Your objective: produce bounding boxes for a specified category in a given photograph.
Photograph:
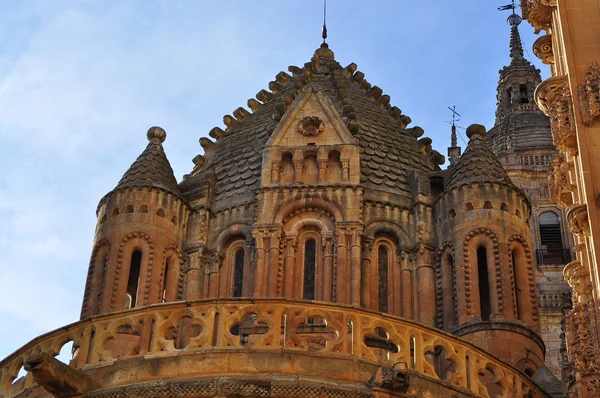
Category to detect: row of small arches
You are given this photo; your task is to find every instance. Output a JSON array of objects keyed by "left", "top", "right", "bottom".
[
  {"left": 448, "top": 202, "right": 520, "bottom": 219},
  {"left": 100, "top": 205, "right": 178, "bottom": 225}
]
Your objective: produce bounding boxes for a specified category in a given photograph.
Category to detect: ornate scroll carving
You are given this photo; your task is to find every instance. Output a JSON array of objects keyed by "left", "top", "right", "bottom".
[
  {"left": 579, "top": 62, "right": 600, "bottom": 126},
  {"left": 567, "top": 204, "right": 590, "bottom": 237},
  {"left": 532, "top": 34, "right": 553, "bottom": 65},
  {"left": 535, "top": 75, "right": 578, "bottom": 155}
]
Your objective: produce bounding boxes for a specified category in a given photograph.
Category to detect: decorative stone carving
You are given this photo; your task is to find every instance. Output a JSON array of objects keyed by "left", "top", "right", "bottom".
[
  {"left": 548, "top": 151, "right": 575, "bottom": 207},
  {"left": 535, "top": 75, "right": 578, "bottom": 155},
  {"left": 563, "top": 260, "right": 600, "bottom": 393},
  {"left": 297, "top": 116, "right": 324, "bottom": 136},
  {"left": 368, "top": 362, "right": 409, "bottom": 393},
  {"left": 567, "top": 204, "right": 590, "bottom": 237},
  {"left": 522, "top": 0, "right": 556, "bottom": 33},
  {"left": 533, "top": 34, "right": 554, "bottom": 65},
  {"left": 579, "top": 62, "right": 600, "bottom": 126}
]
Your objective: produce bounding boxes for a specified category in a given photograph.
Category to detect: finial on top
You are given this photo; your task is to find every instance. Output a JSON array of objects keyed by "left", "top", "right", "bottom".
[
  {"left": 147, "top": 126, "right": 166, "bottom": 143},
  {"left": 322, "top": 0, "right": 328, "bottom": 43},
  {"left": 507, "top": 13, "right": 522, "bottom": 26},
  {"left": 466, "top": 124, "right": 486, "bottom": 139}
]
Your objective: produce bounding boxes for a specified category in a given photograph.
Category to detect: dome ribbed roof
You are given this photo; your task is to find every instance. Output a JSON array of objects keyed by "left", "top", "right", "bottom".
[
  {"left": 446, "top": 124, "right": 514, "bottom": 190},
  {"left": 115, "top": 126, "right": 182, "bottom": 197}
]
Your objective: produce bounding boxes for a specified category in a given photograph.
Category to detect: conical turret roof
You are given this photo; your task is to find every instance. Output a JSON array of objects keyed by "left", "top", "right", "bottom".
[
  {"left": 446, "top": 124, "right": 513, "bottom": 190},
  {"left": 115, "top": 126, "right": 182, "bottom": 197}
]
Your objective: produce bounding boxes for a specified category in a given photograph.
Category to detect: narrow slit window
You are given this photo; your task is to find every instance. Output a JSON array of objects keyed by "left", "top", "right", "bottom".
[
  {"left": 126, "top": 250, "right": 142, "bottom": 309},
  {"left": 477, "top": 247, "right": 491, "bottom": 321},
  {"left": 162, "top": 258, "right": 171, "bottom": 302},
  {"left": 303, "top": 239, "right": 316, "bottom": 300},
  {"left": 378, "top": 245, "right": 389, "bottom": 312},
  {"left": 233, "top": 248, "right": 245, "bottom": 297},
  {"left": 512, "top": 251, "right": 520, "bottom": 319}
]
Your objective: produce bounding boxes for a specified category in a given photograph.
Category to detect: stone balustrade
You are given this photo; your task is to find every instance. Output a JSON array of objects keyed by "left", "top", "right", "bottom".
[{"left": 0, "top": 299, "right": 548, "bottom": 398}]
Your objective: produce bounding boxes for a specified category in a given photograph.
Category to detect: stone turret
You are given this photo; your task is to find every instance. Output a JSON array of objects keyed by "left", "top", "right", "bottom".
[
  {"left": 80, "top": 127, "right": 189, "bottom": 318},
  {"left": 436, "top": 124, "right": 544, "bottom": 373}
]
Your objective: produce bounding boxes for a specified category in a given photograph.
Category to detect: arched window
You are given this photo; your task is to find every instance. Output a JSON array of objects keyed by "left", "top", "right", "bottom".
[
  {"left": 511, "top": 244, "right": 532, "bottom": 322},
  {"left": 219, "top": 238, "right": 247, "bottom": 297},
  {"left": 303, "top": 238, "right": 316, "bottom": 300},
  {"left": 327, "top": 150, "right": 342, "bottom": 183},
  {"left": 281, "top": 152, "right": 294, "bottom": 184},
  {"left": 233, "top": 248, "right": 245, "bottom": 297},
  {"left": 512, "top": 251, "right": 520, "bottom": 319},
  {"left": 477, "top": 247, "right": 491, "bottom": 321},
  {"left": 539, "top": 211, "right": 566, "bottom": 265},
  {"left": 126, "top": 250, "right": 142, "bottom": 309},
  {"left": 303, "top": 153, "right": 318, "bottom": 184},
  {"left": 378, "top": 245, "right": 390, "bottom": 312}
]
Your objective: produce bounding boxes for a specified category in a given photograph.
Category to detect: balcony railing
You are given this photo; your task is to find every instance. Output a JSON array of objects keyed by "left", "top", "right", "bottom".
[
  {"left": 536, "top": 248, "right": 571, "bottom": 266},
  {"left": 0, "top": 299, "right": 548, "bottom": 398}
]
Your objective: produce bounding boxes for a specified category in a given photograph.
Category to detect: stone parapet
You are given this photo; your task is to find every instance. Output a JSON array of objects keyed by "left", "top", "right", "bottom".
[{"left": 0, "top": 299, "right": 550, "bottom": 398}]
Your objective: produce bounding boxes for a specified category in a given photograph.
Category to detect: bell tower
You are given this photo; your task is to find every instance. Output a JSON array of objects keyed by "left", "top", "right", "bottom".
[{"left": 485, "top": 11, "right": 574, "bottom": 378}]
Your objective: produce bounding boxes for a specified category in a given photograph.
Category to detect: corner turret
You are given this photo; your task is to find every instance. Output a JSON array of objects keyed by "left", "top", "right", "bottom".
[
  {"left": 436, "top": 124, "right": 544, "bottom": 373},
  {"left": 80, "top": 127, "right": 189, "bottom": 319}
]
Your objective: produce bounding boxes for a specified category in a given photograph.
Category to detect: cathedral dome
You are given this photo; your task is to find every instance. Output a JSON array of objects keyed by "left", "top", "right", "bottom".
[{"left": 179, "top": 45, "right": 440, "bottom": 207}]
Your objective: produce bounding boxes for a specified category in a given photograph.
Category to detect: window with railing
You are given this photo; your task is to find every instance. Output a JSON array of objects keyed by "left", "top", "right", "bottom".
[{"left": 537, "top": 212, "right": 569, "bottom": 266}]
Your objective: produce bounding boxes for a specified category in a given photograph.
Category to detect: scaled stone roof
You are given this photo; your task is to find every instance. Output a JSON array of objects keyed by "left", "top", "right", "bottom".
[
  {"left": 446, "top": 124, "right": 514, "bottom": 190},
  {"left": 180, "top": 44, "right": 438, "bottom": 206},
  {"left": 115, "top": 127, "right": 182, "bottom": 197}
]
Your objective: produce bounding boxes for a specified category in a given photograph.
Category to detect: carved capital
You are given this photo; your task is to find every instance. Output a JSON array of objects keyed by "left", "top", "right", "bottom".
[
  {"left": 361, "top": 235, "right": 375, "bottom": 257},
  {"left": 567, "top": 204, "right": 590, "bottom": 237},
  {"left": 579, "top": 62, "right": 600, "bottom": 126},
  {"left": 285, "top": 236, "right": 298, "bottom": 257},
  {"left": 532, "top": 34, "right": 554, "bottom": 65},
  {"left": 564, "top": 260, "right": 592, "bottom": 303}
]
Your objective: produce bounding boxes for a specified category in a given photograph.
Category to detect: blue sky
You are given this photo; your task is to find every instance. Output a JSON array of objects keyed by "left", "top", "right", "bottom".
[{"left": 0, "top": 1, "right": 548, "bottom": 359}]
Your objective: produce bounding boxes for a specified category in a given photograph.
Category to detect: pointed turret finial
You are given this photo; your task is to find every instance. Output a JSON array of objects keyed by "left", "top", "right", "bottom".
[
  {"left": 147, "top": 126, "right": 166, "bottom": 144},
  {"left": 498, "top": 1, "right": 525, "bottom": 62},
  {"left": 508, "top": 14, "right": 525, "bottom": 62},
  {"left": 447, "top": 105, "right": 462, "bottom": 166},
  {"left": 322, "top": 0, "right": 328, "bottom": 43}
]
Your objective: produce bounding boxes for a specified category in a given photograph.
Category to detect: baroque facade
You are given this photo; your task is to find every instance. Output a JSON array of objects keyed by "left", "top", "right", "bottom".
[
  {"left": 0, "top": 29, "right": 572, "bottom": 398},
  {"left": 485, "top": 14, "right": 573, "bottom": 380},
  {"left": 520, "top": 0, "right": 600, "bottom": 397}
]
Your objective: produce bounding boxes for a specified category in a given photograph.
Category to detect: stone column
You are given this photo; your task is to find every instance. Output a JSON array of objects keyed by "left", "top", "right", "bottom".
[
  {"left": 253, "top": 231, "right": 268, "bottom": 297},
  {"left": 267, "top": 231, "right": 281, "bottom": 296},
  {"left": 184, "top": 245, "right": 207, "bottom": 300},
  {"left": 336, "top": 227, "right": 349, "bottom": 303},
  {"left": 271, "top": 160, "right": 281, "bottom": 184},
  {"left": 350, "top": 228, "right": 362, "bottom": 306},
  {"left": 283, "top": 237, "right": 297, "bottom": 298},
  {"left": 207, "top": 248, "right": 224, "bottom": 298},
  {"left": 361, "top": 236, "right": 375, "bottom": 308},
  {"left": 293, "top": 160, "right": 303, "bottom": 183},
  {"left": 342, "top": 160, "right": 350, "bottom": 182},
  {"left": 318, "top": 159, "right": 328, "bottom": 183},
  {"left": 416, "top": 246, "right": 436, "bottom": 327},
  {"left": 400, "top": 251, "right": 413, "bottom": 319},
  {"left": 322, "top": 237, "right": 334, "bottom": 302}
]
